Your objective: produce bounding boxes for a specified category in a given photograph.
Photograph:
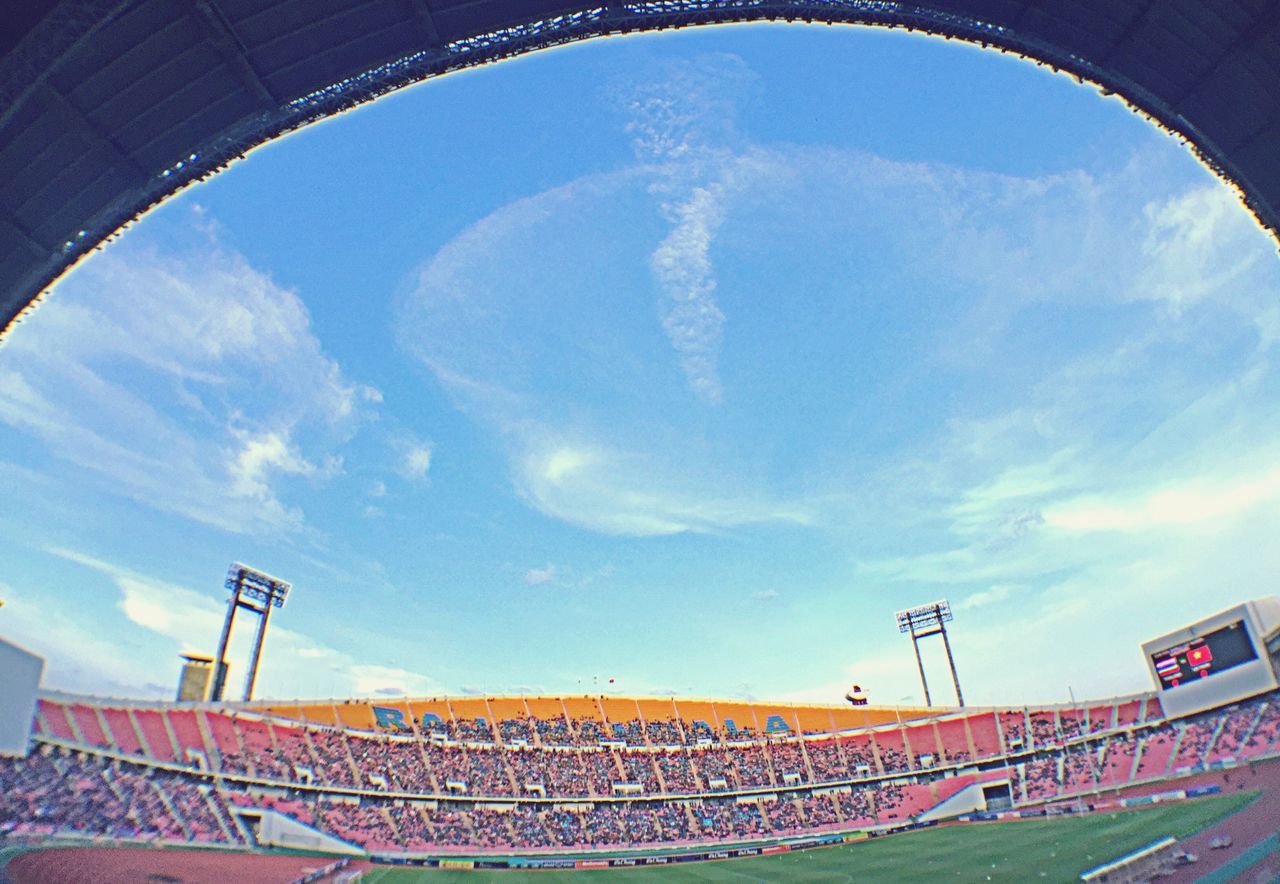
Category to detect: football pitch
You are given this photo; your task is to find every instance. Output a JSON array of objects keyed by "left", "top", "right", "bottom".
[{"left": 359, "top": 792, "right": 1257, "bottom": 883}]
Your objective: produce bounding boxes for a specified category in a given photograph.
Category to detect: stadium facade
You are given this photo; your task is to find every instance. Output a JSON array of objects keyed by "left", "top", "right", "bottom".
[
  {"left": 4, "top": 0, "right": 1280, "bottom": 338},
  {"left": 3, "top": 600, "right": 1279, "bottom": 865}
]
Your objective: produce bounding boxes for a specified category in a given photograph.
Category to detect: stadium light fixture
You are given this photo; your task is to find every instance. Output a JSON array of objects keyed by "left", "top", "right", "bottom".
[
  {"left": 209, "top": 563, "right": 292, "bottom": 703},
  {"left": 894, "top": 599, "right": 964, "bottom": 708},
  {"left": 896, "top": 599, "right": 953, "bottom": 634}
]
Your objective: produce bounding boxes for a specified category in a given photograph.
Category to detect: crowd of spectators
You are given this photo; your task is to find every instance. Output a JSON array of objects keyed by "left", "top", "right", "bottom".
[
  {"left": 11, "top": 693, "right": 1280, "bottom": 855},
  {"left": 764, "top": 795, "right": 802, "bottom": 833},
  {"left": 801, "top": 739, "right": 842, "bottom": 781},
  {"left": 0, "top": 751, "right": 225, "bottom": 844},
  {"left": 645, "top": 719, "right": 684, "bottom": 745},
  {"left": 610, "top": 719, "right": 646, "bottom": 746},
  {"left": 655, "top": 750, "right": 697, "bottom": 792},
  {"left": 1210, "top": 704, "right": 1254, "bottom": 760},
  {"left": 1171, "top": 719, "right": 1218, "bottom": 771},
  {"left": 1060, "top": 747, "right": 1096, "bottom": 793},
  {"left": 796, "top": 791, "right": 839, "bottom": 827},
  {"left": 1029, "top": 714, "right": 1057, "bottom": 748},
  {"left": 1245, "top": 701, "right": 1280, "bottom": 754},
  {"left": 1058, "top": 710, "right": 1085, "bottom": 741},
  {"left": 695, "top": 800, "right": 767, "bottom": 840},
  {"left": 1000, "top": 711, "right": 1027, "bottom": 750},
  {"left": 0, "top": 748, "right": 914, "bottom": 853},
  {"left": 533, "top": 716, "right": 574, "bottom": 746},
  {"left": 388, "top": 803, "right": 432, "bottom": 851},
  {"left": 877, "top": 743, "right": 910, "bottom": 775},
  {"left": 498, "top": 718, "right": 533, "bottom": 744},
  {"left": 832, "top": 788, "right": 875, "bottom": 826}
]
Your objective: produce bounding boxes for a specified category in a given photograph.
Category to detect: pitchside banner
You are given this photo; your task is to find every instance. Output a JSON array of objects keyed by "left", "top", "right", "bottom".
[
  {"left": 0, "top": 637, "right": 42, "bottom": 757},
  {"left": 375, "top": 833, "right": 859, "bottom": 872},
  {"left": 387, "top": 833, "right": 855, "bottom": 872}
]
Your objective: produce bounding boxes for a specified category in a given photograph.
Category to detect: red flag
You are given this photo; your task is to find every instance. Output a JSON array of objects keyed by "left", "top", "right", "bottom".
[{"left": 1187, "top": 645, "right": 1213, "bottom": 668}]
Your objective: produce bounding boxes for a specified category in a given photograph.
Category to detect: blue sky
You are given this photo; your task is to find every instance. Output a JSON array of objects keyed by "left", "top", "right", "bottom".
[{"left": 2, "top": 23, "right": 1279, "bottom": 708}]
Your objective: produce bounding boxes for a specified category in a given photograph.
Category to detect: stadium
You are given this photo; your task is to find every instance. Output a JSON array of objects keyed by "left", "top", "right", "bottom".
[
  {"left": 6, "top": 1, "right": 1280, "bottom": 882},
  {"left": 2, "top": 597, "right": 1280, "bottom": 879}
]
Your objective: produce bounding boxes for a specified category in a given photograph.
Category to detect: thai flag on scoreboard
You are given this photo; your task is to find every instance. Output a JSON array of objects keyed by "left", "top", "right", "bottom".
[{"left": 1155, "top": 657, "right": 1180, "bottom": 678}]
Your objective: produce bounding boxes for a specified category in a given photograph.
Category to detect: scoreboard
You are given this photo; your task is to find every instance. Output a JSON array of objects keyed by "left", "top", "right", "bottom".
[
  {"left": 1142, "top": 599, "right": 1280, "bottom": 720},
  {"left": 1149, "top": 621, "right": 1257, "bottom": 690}
]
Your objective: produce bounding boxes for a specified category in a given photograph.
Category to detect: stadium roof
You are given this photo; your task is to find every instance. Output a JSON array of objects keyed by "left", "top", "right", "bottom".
[{"left": 2, "top": 0, "right": 1280, "bottom": 336}]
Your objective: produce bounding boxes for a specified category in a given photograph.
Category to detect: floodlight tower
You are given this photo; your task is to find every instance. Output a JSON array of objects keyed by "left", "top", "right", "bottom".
[
  {"left": 895, "top": 599, "right": 964, "bottom": 708},
  {"left": 209, "top": 563, "right": 291, "bottom": 703}
]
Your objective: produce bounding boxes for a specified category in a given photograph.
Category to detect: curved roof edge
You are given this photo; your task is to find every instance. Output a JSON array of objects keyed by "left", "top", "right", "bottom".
[{"left": 3, "top": 0, "right": 1280, "bottom": 339}]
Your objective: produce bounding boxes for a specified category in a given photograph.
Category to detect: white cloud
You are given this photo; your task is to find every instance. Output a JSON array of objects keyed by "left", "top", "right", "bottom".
[
  {"left": 1136, "top": 185, "right": 1263, "bottom": 313},
  {"left": 750, "top": 588, "right": 779, "bottom": 601},
  {"left": 625, "top": 58, "right": 762, "bottom": 405},
  {"left": 228, "top": 430, "right": 314, "bottom": 495},
  {"left": 401, "top": 180, "right": 816, "bottom": 535},
  {"left": 515, "top": 436, "right": 812, "bottom": 536},
  {"left": 402, "top": 443, "right": 433, "bottom": 480},
  {"left": 0, "top": 212, "right": 376, "bottom": 534},
  {"left": 957, "top": 584, "right": 1015, "bottom": 610},
  {"left": 576, "top": 563, "right": 616, "bottom": 588},
  {"left": 1042, "top": 463, "right": 1280, "bottom": 534},
  {"left": 652, "top": 185, "right": 727, "bottom": 403},
  {"left": 523, "top": 564, "right": 557, "bottom": 586}
]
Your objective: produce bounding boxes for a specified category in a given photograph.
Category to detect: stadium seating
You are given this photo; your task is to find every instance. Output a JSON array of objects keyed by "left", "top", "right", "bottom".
[
  {"left": 36, "top": 700, "right": 76, "bottom": 742},
  {"left": 1114, "top": 699, "right": 1143, "bottom": 728},
  {"left": 6, "top": 690, "right": 1279, "bottom": 856},
  {"left": 67, "top": 704, "right": 110, "bottom": 750},
  {"left": 1087, "top": 703, "right": 1116, "bottom": 734},
  {"left": 1095, "top": 734, "right": 1141, "bottom": 788},
  {"left": 1244, "top": 700, "right": 1280, "bottom": 755},
  {"left": 934, "top": 717, "right": 971, "bottom": 764},
  {"left": 1132, "top": 727, "right": 1177, "bottom": 781},
  {"left": 133, "top": 710, "right": 177, "bottom": 762},
  {"left": 966, "top": 712, "right": 1003, "bottom": 759},
  {"left": 873, "top": 730, "right": 912, "bottom": 774},
  {"left": 998, "top": 710, "right": 1028, "bottom": 751},
  {"left": 100, "top": 707, "right": 144, "bottom": 756}
]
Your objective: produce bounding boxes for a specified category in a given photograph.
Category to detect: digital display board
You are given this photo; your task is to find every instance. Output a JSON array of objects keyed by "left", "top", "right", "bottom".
[{"left": 1150, "top": 620, "right": 1257, "bottom": 690}]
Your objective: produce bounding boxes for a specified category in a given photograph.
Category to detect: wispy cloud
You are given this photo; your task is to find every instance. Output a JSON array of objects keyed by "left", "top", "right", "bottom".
[
  {"left": 523, "top": 564, "right": 557, "bottom": 586},
  {"left": 514, "top": 438, "right": 811, "bottom": 536},
  {"left": 401, "top": 442, "right": 433, "bottom": 480},
  {"left": 394, "top": 46, "right": 1280, "bottom": 705},
  {"left": 396, "top": 59, "right": 817, "bottom": 538},
  {"left": 957, "top": 584, "right": 1015, "bottom": 610},
  {"left": 652, "top": 185, "right": 727, "bottom": 403},
  {"left": 0, "top": 210, "right": 376, "bottom": 535},
  {"left": 624, "top": 55, "right": 758, "bottom": 404},
  {"left": 1042, "top": 463, "right": 1280, "bottom": 534}
]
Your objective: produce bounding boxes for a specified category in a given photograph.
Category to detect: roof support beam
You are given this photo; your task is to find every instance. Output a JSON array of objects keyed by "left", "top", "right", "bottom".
[
  {"left": 409, "top": 0, "right": 441, "bottom": 45},
  {"left": 39, "top": 84, "right": 149, "bottom": 186},
  {"left": 189, "top": 0, "right": 278, "bottom": 107},
  {"left": 1234, "top": 108, "right": 1280, "bottom": 154},
  {"left": 1094, "top": 0, "right": 1159, "bottom": 67},
  {"left": 1167, "top": 1, "right": 1280, "bottom": 110},
  {"left": 2, "top": 215, "right": 50, "bottom": 258},
  {"left": 1007, "top": 0, "right": 1042, "bottom": 32}
]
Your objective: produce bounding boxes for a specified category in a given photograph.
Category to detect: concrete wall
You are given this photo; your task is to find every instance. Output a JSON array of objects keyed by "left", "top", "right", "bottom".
[{"left": 0, "top": 637, "right": 43, "bottom": 757}]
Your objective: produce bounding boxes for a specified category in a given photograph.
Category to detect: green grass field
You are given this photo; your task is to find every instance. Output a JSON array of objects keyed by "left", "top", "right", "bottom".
[{"left": 358, "top": 792, "right": 1256, "bottom": 883}]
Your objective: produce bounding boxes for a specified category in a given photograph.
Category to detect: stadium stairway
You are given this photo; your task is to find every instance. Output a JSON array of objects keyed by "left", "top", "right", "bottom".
[{"left": 149, "top": 781, "right": 193, "bottom": 841}]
